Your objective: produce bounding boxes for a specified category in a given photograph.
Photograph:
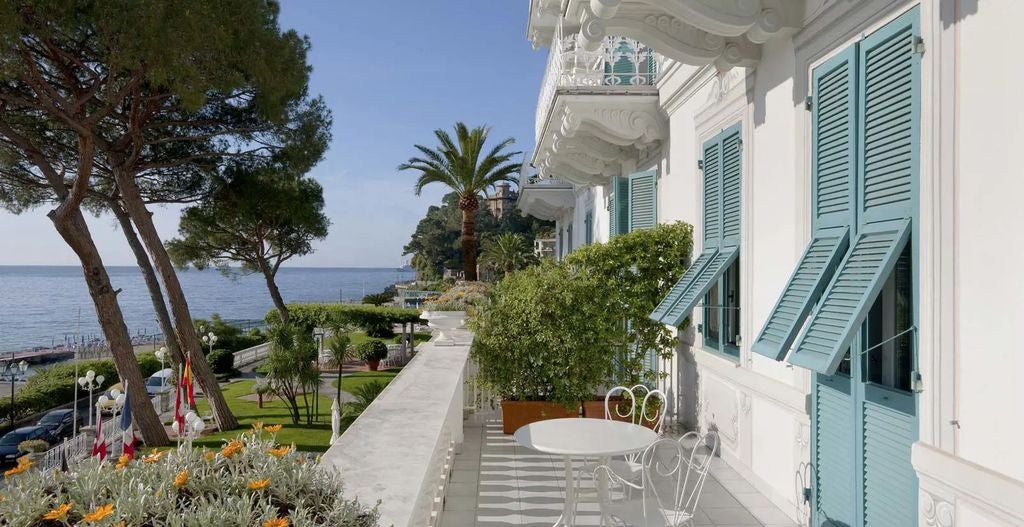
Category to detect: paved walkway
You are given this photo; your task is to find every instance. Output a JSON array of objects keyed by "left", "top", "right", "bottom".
[{"left": 440, "top": 411, "right": 800, "bottom": 527}]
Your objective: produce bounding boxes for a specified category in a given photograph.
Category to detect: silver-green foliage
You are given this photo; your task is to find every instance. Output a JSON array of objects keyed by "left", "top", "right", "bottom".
[{"left": 0, "top": 432, "right": 378, "bottom": 526}]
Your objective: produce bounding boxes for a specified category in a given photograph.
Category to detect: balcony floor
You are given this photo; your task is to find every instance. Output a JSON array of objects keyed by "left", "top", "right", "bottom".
[{"left": 440, "top": 411, "right": 800, "bottom": 527}]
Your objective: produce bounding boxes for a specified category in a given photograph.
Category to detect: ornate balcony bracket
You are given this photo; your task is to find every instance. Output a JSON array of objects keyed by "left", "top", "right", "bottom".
[
  {"left": 576, "top": 0, "right": 803, "bottom": 70},
  {"left": 535, "top": 95, "right": 666, "bottom": 186},
  {"left": 518, "top": 178, "right": 577, "bottom": 221}
]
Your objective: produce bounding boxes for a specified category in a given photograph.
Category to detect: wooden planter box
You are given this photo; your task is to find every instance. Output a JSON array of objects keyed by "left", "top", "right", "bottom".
[{"left": 501, "top": 400, "right": 578, "bottom": 434}]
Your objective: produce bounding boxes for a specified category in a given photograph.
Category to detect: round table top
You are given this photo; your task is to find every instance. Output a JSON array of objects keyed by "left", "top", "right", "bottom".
[{"left": 513, "top": 418, "right": 659, "bottom": 457}]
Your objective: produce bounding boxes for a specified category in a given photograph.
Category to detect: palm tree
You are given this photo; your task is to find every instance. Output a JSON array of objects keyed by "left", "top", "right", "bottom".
[
  {"left": 480, "top": 233, "right": 536, "bottom": 276},
  {"left": 400, "top": 123, "right": 521, "bottom": 281},
  {"left": 325, "top": 332, "right": 352, "bottom": 405}
]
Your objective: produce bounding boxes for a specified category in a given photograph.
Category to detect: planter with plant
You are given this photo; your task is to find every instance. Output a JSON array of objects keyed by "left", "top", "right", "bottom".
[
  {"left": 421, "top": 281, "right": 491, "bottom": 345},
  {"left": 357, "top": 340, "right": 389, "bottom": 371},
  {"left": 562, "top": 222, "right": 693, "bottom": 418},
  {"left": 17, "top": 439, "right": 48, "bottom": 462},
  {"left": 470, "top": 261, "right": 623, "bottom": 433}
]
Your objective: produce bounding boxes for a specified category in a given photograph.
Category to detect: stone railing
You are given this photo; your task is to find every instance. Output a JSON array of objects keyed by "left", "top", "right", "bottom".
[
  {"left": 233, "top": 342, "right": 271, "bottom": 369},
  {"left": 535, "top": 27, "right": 660, "bottom": 141},
  {"left": 320, "top": 329, "right": 476, "bottom": 527}
]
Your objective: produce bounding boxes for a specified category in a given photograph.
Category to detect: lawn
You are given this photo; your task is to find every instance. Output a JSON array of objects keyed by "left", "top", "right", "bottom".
[
  {"left": 193, "top": 380, "right": 335, "bottom": 452},
  {"left": 335, "top": 369, "right": 402, "bottom": 392}
]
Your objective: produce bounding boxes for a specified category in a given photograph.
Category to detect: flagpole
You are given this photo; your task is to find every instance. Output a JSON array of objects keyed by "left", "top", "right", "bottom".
[{"left": 72, "top": 307, "right": 80, "bottom": 437}]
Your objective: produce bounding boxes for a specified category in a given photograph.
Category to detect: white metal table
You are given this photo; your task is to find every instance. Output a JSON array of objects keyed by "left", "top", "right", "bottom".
[{"left": 514, "top": 417, "right": 658, "bottom": 526}]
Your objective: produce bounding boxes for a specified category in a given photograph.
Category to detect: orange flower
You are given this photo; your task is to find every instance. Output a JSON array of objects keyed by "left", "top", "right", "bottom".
[
  {"left": 115, "top": 454, "right": 131, "bottom": 470},
  {"left": 4, "top": 461, "right": 32, "bottom": 477},
  {"left": 16, "top": 455, "right": 31, "bottom": 466},
  {"left": 82, "top": 503, "right": 114, "bottom": 523},
  {"left": 204, "top": 451, "right": 216, "bottom": 462},
  {"left": 142, "top": 450, "right": 167, "bottom": 464},
  {"left": 247, "top": 478, "right": 271, "bottom": 491},
  {"left": 263, "top": 517, "right": 289, "bottom": 527},
  {"left": 174, "top": 469, "right": 188, "bottom": 487},
  {"left": 267, "top": 446, "right": 290, "bottom": 458},
  {"left": 263, "top": 424, "right": 283, "bottom": 433},
  {"left": 251, "top": 421, "right": 264, "bottom": 433},
  {"left": 220, "top": 439, "right": 244, "bottom": 458},
  {"left": 43, "top": 502, "right": 73, "bottom": 520}
]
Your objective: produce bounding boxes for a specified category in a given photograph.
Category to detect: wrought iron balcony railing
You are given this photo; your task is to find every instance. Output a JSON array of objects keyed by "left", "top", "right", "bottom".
[{"left": 535, "top": 29, "right": 659, "bottom": 141}]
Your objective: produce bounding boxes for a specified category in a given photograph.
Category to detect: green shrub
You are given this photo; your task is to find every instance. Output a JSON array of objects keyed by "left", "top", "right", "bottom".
[
  {"left": 469, "top": 261, "right": 622, "bottom": 407},
  {"left": 136, "top": 351, "right": 162, "bottom": 377},
  {"left": 356, "top": 341, "right": 388, "bottom": 362},
  {"left": 193, "top": 314, "right": 267, "bottom": 353},
  {"left": 207, "top": 349, "right": 235, "bottom": 375},
  {"left": 17, "top": 439, "right": 48, "bottom": 453},
  {"left": 266, "top": 304, "right": 423, "bottom": 332}
]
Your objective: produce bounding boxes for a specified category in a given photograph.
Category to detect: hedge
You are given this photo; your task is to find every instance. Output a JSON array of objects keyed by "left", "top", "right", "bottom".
[
  {"left": 207, "top": 349, "right": 235, "bottom": 375},
  {"left": 0, "top": 355, "right": 162, "bottom": 427},
  {"left": 266, "top": 304, "right": 424, "bottom": 331}
]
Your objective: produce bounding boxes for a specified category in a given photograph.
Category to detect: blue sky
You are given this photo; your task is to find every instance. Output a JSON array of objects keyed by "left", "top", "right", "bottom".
[{"left": 0, "top": 0, "right": 545, "bottom": 267}]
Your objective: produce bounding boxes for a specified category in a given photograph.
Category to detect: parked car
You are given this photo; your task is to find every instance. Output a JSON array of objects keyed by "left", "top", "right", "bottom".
[
  {"left": 0, "top": 426, "right": 54, "bottom": 466},
  {"left": 146, "top": 368, "right": 174, "bottom": 396},
  {"left": 36, "top": 409, "right": 78, "bottom": 440}
]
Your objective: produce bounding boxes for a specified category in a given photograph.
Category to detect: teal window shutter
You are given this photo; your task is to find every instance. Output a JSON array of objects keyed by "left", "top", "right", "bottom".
[
  {"left": 752, "top": 228, "right": 850, "bottom": 360},
  {"left": 649, "top": 248, "right": 717, "bottom": 323},
  {"left": 788, "top": 218, "right": 912, "bottom": 374},
  {"left": 627, "top": 170, "right": 657, "bottom": 231},
  {"left": 655, "top": 245, "right": 739, "bottom": 328},
  {"left": 614, "top": 176, "right": 630, "bottom": 236},
  {"left": 720, "top": 125, "right": 742, "bottom": 244},
  {"left": 702, "top": 139, "right": 722, "bottom": 245},
  {"left": 558, "top": 227, "right": 564, "bottom": 259},
  {"left": 567, "top": 223, "right": 573, "bottom": 252},
  {"left": 752, "top": 47, "right": 857, "bottom": 361},
  {"left": 607, "top": 188, "right": 616, "bottom": 238},
  {"left": 584, "top": 210, "right": 593, "bottom": 244}
]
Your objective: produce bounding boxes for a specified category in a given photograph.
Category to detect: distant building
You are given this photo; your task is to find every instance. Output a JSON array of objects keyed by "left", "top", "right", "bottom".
[{"left": 486, "top": 182, "right": 518, "bottom": 218}]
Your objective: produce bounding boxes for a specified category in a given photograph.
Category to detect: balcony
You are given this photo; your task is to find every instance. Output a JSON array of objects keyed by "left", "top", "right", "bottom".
[
  {"left": 532, "top": 31, "right": 667, "bottom": 187},
  {"left": 518, "top": 176, "right": 576, "bottom": 221},
  {"left": 323, "top": 328, "right": 802, "bottom": 527}
]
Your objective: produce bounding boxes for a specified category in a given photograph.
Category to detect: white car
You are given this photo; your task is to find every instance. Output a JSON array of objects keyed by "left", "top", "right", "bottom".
[{"left": 145, "top": 368, "right": 174, "bottom": 396}]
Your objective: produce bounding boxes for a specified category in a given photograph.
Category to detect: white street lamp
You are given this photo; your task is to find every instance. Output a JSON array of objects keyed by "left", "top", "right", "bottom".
[
  {"left": 201, "top": 332, "right": 218, "bottom": 354},
  {"left": 78, "top": 370, "right": 104, "bottom": 428},
  {"left": 155, "top": 346, "right": 168, "bottom": 371}
]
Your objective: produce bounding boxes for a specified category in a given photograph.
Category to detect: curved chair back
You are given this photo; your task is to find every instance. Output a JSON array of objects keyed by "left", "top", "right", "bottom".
[
  {"left": 639, "top": 389, "right": 667, "bottom": 434},
  {"left": 638, "top": 432, "right": 720, "bottom": 526},
  {"left": 604, "top": 385, "right": 641, "bottom": 423}
]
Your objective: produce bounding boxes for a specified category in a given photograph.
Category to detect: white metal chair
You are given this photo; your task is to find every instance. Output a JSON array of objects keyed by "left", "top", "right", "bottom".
[{"left": 594, "top": 432, "right": 719, "bottom": 526}]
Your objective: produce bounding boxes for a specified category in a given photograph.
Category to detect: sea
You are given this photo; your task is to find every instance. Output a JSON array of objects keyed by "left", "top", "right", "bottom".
[{"left": 0, "top": 265, "right": 415, "bottom": 353}]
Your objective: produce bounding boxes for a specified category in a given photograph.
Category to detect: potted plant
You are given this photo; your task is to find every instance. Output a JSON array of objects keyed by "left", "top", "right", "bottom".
[
  {"left": 421, "top": 281, "right": 490, "bottom": 345},
  {"left": 469, "top": 261, "right": 623, "bottom": 434},
  {"left": 357, "top": 340, "right": 388, "bottom": 371},
  {"left": 17, "top": 439, "right": 49, "bottom": 462}
]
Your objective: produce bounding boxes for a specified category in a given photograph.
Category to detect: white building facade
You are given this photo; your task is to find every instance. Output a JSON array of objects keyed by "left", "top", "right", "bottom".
[{"left": 519, "top": 1, "right": 1024, "bottom": 525}]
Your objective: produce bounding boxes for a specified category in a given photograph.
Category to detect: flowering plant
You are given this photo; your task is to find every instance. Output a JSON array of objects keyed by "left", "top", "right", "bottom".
[
  {"left": 422, "top": 281, "right": 491, "bottom": 313},
  {"left": 0, "top": 431, "right": 378, "bottom": 526}
]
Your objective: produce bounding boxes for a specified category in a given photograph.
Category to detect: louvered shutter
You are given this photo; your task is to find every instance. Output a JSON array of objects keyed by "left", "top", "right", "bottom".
[
  {"left": 649, "top": 248, "right": 718, "bottom": 324},
  {"left": 858, "top": 7, "right": 919, "bottom": 226},
  {"left": 702, "top": 139, "right": 722, "bottom": 245},
  {"left": 584, "top": 210, "right": 593, "bottom": 245},
  {"left": 566, "top": 223, "right": 573, "bottom": 253},
  {"left": 789, "top": 218, "right": 912, "bottom": 374},
  {"left": 610, "top": 176, "right": 630, "bottom": 237},
  {"left": 858, "top": 10, "right": 920, "bottom": 526},
  {"left": 813, "top": 376, "right": 856, "bottom": 525},
  {"left": 558, "top": 227, "right": 564, "bottom": 259},
  {"left": 752, "top": 48, "right": 856, "bottom": 360},
  {"left": 720, "top": 125, "right": 741, "bottom": 245},
  {"left": 628, "top": 170, "right": 657, "bottom": 231},
  {"left": 656, "top": 245, "right": 739, "bottom": 328}
]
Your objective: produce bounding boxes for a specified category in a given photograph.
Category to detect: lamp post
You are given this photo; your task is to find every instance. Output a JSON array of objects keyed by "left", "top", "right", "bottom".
[
  {"left": 201, "top": 332, "right": 218, "bottom": 354},
  {"left": 77, "top": 370, "right": 104, "bottom": 428},
  {"left": 0, "top": 359, "right": 28, "bottom": 425}
]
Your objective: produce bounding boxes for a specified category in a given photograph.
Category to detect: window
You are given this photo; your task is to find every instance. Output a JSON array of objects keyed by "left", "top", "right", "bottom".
[
  {"left": 863, "top": 245, "right": 913, "bottom": 392},
  {"left": 649, "top": 124, "right": 741, "bottom": 340},
  {"left": 584, "top": 210, "right": 593, "bottom": 245}
]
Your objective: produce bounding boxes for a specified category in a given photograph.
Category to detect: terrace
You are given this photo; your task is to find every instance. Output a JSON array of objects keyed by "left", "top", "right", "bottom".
[{"left": 322, "top": 328, "right": 803, "bottom": 527}]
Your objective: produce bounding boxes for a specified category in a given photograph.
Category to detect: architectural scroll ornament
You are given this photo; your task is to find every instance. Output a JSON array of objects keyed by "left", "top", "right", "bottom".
[{"left": 921, "top": 490, "right": 955, "bottom": 527}]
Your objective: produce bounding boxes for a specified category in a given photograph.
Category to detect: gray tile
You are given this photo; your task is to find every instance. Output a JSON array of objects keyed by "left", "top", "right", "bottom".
[
  {"left": 703, "top": 506, "right": 761, "bottom": 525},
  {"left": 748, "top": 505, "right": 797, "bottom": 525}
]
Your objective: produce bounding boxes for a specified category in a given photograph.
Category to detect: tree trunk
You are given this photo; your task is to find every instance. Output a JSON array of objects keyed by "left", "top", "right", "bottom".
[
  {"left": 461, "top": 206, "right": 478, "bottom": 281},
  {"left": 111, "top": 168, "right": 238, "bottom": 431},
  {"left": 258, "top": 259, "right": 289, "bottom": 323},
  {"left": 48, "top": 206, "right": 169, "bottom": 446},
  {"left": 111, "top": 204, "right": 184, "bottom": 367}
]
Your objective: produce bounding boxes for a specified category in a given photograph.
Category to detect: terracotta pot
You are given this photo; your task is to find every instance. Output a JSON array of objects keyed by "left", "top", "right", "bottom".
[
  {"left": 501, "top": 400, "right": 578, "bottom": 434},
  {"left": 367, "top": 360, "right": 380, "bottom": 372}
]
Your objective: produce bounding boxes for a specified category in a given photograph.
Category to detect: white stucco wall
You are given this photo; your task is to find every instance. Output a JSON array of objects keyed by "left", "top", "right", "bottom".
[{"left": 955, "top": 0, "right": 1024, "bottom": 482}]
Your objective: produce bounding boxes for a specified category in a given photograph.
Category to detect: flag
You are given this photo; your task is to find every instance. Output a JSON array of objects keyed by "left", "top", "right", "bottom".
[
  {"left": 119, "top": 382, "right": 136, "bottom": 458},
  {"left": 91, "top": 405, "right": 107, "bottom": 460},
  {"left": 183, "top": 353, "right": 195, "bottom": 406},
  {"left": 173, "top": 368, "right": 186, "bottom": 436}
]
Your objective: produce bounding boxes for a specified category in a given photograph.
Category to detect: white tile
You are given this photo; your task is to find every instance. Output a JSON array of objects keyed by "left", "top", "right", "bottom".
[
  {"left": 703, "top": 506, "right": 761, "bottom": 525},
  {"left": 719, "top": 477, "right": 758, "bottom": 494},
  {"left": 748, "top": 505, "right": 798, "bottom": 525},
  {"left": 732, "top": 490, "right": 775, "bottom": 509}
]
